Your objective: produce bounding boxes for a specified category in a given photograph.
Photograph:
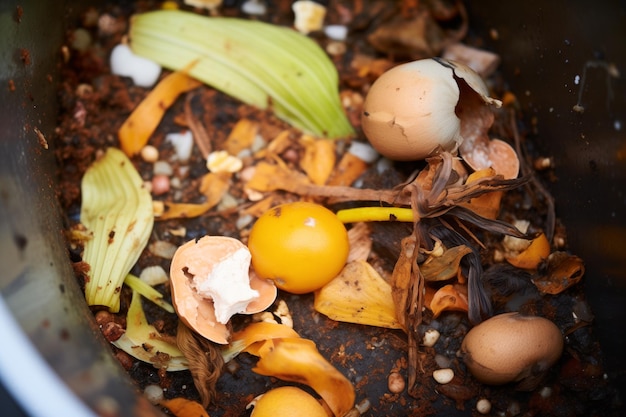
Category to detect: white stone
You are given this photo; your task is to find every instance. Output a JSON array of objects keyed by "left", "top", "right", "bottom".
[{"left": 110, "top": 44, "right": 161, "bottom": 88}]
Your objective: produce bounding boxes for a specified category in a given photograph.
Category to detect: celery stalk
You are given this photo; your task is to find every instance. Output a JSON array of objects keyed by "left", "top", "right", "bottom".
[{"left": 80, "top": 148, "right": 154, "bottom": 312}]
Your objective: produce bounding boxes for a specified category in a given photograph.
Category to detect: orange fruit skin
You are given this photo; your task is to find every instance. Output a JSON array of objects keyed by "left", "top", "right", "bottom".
[
  {"left": 250, "top": 386, "right": 328, "bottom": 417},
  {"left": 248, "top": 202, "right": 349, "bottom": 294}
]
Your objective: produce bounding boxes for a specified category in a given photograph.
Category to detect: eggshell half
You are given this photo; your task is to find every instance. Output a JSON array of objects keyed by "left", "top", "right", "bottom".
[
  {"left": 362, "top": 59, "right": 462, "bottom": 161},
  {"left": 170, "top": 236, "right": 277, "bottom": 344}
]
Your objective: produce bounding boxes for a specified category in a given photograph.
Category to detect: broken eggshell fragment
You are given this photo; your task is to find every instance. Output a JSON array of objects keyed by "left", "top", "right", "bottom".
[
  {"left": 361, "top": 58, "right": 501, "bottom": 161},
  {"left": 170, "top": 236, "right": 277, "bottom": 344}
]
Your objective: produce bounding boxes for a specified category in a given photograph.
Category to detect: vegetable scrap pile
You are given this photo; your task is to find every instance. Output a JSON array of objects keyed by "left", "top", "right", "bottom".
[{"left": 56, "top": 1, "right": 620, "bottom": 416}]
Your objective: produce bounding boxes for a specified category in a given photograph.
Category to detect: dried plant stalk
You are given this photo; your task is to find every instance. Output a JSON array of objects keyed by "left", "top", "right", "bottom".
[{"left": 176, "top": 321, "right": 224, "bottom": 408}]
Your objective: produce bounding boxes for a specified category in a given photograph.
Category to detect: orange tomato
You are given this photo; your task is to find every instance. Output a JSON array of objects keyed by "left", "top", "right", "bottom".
[{"left": 248, "top": 202, "right": 349, "bottom": 294}]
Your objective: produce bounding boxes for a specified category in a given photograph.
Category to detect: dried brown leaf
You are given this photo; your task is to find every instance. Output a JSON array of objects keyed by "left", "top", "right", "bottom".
[{"left": 421, "top": 245, "right": 473, "bottom": 282}]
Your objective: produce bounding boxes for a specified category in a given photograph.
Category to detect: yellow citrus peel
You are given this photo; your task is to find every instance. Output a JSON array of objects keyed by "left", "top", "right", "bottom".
[
  {"left": 251, "top": 337, "right": 355, "bottom": 417},
  {"left": 314, "top": 260, "right": 403, "bottom": 330}
]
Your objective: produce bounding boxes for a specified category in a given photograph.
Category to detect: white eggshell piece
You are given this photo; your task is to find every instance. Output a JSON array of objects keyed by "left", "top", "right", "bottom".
[
  {"left": 110, "top": 44, "right": 161, "bottom": 88},
  {"left": 191, "top": 246, "right": 259, "bottom": 324}
]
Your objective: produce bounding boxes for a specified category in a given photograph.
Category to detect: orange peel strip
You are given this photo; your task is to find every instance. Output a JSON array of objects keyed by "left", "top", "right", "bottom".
[
  {"left": 253, "top": 337, "right": 355, "bottom": 417},
  {"left": 222, "top": 322, "right": 300, "bottom": 362},
  {"left": 161, "top": 398, "right": 209, "bottom": 417},
  {"left": 505, "top": 232, "right": 551, "bottom": 270},
  {"left": 118, "top": 69, "right": 201, "bottom": 156},
  {"left": 427, "top": 284, "right": 469, "bottom": 318}
]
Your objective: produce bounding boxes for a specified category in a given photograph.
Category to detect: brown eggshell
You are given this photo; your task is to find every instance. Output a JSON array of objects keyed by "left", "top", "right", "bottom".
[
  {"left": 460, "top": 312, "right": 563, "bottom": 386},
  {"left": 361, "top": 59, "right": 462, "bottom": 161},
  {"left": 170, "top": 236, "right": 277, "bottom": 344}
]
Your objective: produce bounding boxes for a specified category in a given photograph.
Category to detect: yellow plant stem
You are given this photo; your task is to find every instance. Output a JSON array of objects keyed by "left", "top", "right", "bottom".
[{"left": 336, "top": 206, "right": 414, "bottom": 223}]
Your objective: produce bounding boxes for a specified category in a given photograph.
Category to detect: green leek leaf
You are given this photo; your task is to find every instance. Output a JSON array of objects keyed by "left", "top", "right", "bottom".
[
  {"left": 124, "top": 274, "right": 174, "bottom": 313},
  {"left": 129, "top": 10, "right": 354, "bottom": 139}
]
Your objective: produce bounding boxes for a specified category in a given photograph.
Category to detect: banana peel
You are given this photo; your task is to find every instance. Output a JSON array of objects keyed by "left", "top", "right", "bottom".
[{"left": 314, "top": 260, "right": 403, "bottom": 330}]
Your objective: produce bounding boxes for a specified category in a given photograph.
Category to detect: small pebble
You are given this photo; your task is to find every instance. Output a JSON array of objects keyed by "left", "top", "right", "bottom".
[
  {"left": 476, "top": 398, "right": 491, "bottom": 414},
  {"left": 422, "top": 328, "right": 440, "bottom": 347},
  {"left": 153, "top": 160, "right": 173, "bottom": 176},
  {"left": 207, "top": 150, "right": 243, "bottom": 173},
  {"left": 434, "top": 354, "right": 452, "bottom": 369},
  {"left": 326, "top": 41, "right": 347, "bottom": 56},
  {"left": 387, "top": 371, "right": 405, "bottom": 393},
  {"left": 432, "top": 368, "right": 455, "bottom": 384},
  {"left": 151, "top": 174, "right": 170, "bottom": 196},
  {"left": 149, "top": 240, "right": 178, "bottom": 259},
  {"left": 110, "top": 44, "right": 161, "bottom": 87},
  {"left": 242, "top": 0, "right": 266, "bottom": 15},
  {"left": 140, "top": 145, "right": 159, "bottom": 163},
  {"left": 538, "top": 386, "right": 553, "bottom": 398},
  {"left": 166, "top": 130, "right": 194, "bottom": 162},
  {"left": 139, "top": 265, "right": 169, "bottom": 286},
  {"left": 324, "top": 24, "right": 348, "bottom": 41},
  {"left": 144, "top": 385, "right": 164, "bottom": 404}
]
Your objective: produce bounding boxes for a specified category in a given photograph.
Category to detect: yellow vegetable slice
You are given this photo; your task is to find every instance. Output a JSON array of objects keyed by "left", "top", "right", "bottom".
[
  {"left": 253, "top": 337, "right": 355, "bottom": 417},
  {"left": 112, "top": 290, "right": 188, "bottom": 371},
  {"left": 314, "top": 260, "right": 403, "bottom": 330},
  {"left": 80, "top": 148, "right": 153, "bottom": 312}
]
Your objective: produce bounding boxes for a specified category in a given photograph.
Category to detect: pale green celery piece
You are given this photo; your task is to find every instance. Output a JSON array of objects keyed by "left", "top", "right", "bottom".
[
  {"left": 80, "top": 148, "right": 154, "bottom": 312},
  {"left": 124, "top": 274, "right": 175, "bottom": 313},
  {"left": 129, "top": 10, "right": 354, "bottom": 139},
  {"left": 112, "top": 290, "right": 188, "bottom": 371},
  {"left": 221, "top": 339, "right": 246, "bottom": 363}
]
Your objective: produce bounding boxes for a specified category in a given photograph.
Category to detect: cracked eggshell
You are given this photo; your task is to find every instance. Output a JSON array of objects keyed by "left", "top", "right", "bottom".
[
  {"left": 170, "top": 236, "right": 277, "bottom": 344},
  {"left": 460, "top": 312, "right": 563, "bottom": 387},
  {"left": 362, "top": 59, "right": 463, "bottom": 161}
]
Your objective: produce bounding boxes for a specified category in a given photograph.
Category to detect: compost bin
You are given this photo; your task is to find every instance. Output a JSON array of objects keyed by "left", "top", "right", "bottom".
[{"left": 1, "top": 0, "right": 624, "bottom": 416}]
